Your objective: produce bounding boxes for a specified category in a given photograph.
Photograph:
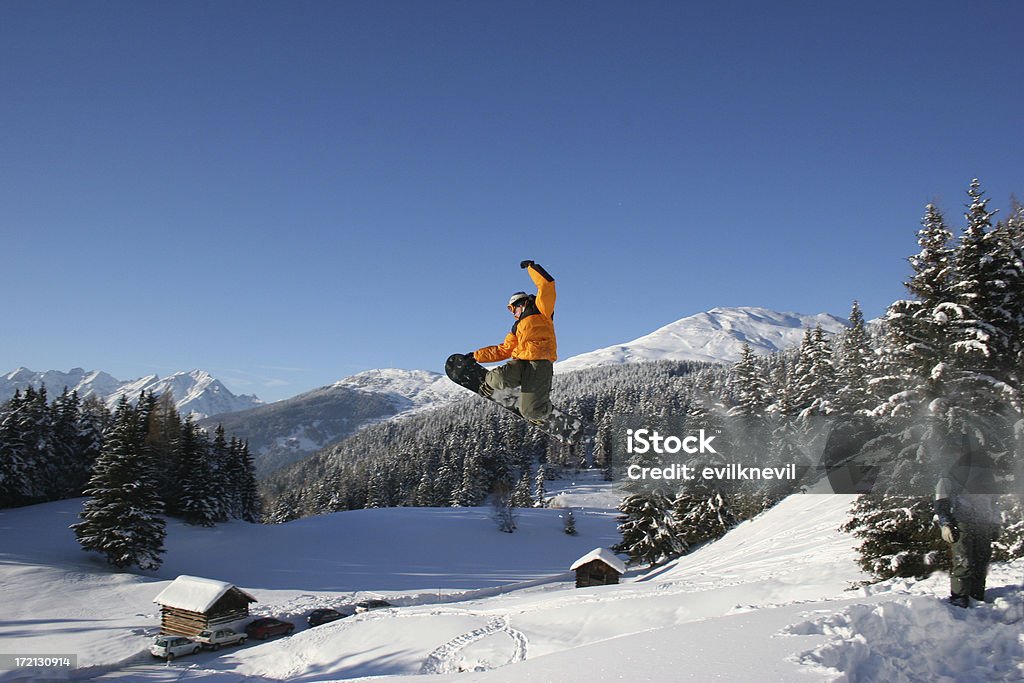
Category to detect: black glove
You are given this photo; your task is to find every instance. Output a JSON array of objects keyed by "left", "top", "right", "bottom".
[
  {"left": 465, "top": 352, "right": 476, "bottom": 361},
  {"left": 520, "top": 260, "right": 534, "bottom": 269}
]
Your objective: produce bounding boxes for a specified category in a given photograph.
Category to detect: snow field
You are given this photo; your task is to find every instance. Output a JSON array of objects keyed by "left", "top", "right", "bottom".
[{"left": 2, "top": 475, "right": 1022, "bottom": 682}]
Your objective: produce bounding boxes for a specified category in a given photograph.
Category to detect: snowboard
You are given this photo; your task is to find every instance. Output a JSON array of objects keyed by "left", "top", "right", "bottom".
[{"left": 445, "top": 353, "right": 587, "bottom": 445}]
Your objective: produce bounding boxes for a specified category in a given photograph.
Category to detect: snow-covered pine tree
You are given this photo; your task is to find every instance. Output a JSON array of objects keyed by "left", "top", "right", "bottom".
[
  {"left": 790, "top": 329, "right": 817, "bottom": 414},
  {"left": 17, "top": 387, "right": 56, "bottom": 503},
  {"left": 145, "top": 392, "right": 183, "bottom": 515},
  {"left": 0, "top": 391, "right": 31, "bottom": 507},
  {"left": 533, "top": 462, "right": 548, "bottom": 507},
  {"left": 672, "top": 477, "right": 737, "bottom": 548},
  {"left": 841, "top": 494, "right": 947, "bottom": 580},
  {"left": 414, "top": 468, "right": 435, "bottom": 507},
  {"left": 874, "top": 204, "right": 955, "bottom": 416},
  {"left": 563, "top": 508, "right": 578, "bottom": 536},
  {"left": 177, "top": 416, "right": 218, "bottom": 527},
  {"left": 72, "top": 396, "right": 166, "bottom": 570},
  {"left": 722, "top": 344, "right": 777, "bottom": 514},
  {"left": 593, "top": 412, "right": 614, "bottom": 479},
  {"left": 834, "top": 301, "right": 876, "bottom": 414},
  {"left": 843, "top": 203, "right": 957, "bottom": 579},
  {"left": 729, "top": 343, "right": 768, "bottom": 417},
  {"left": 235, "top": 440, "right": 262, "bottom": 522},
  {"left": 807, "top": 326, "right": 837, "bottom": 415},
  {"left": 511, "top": 469, "right": 534, "bottom": 508},
  {"left": 207, "top": 425, "right": 230, "bottom": 522},
  {"left": 452, "top": 452, "right": 485, "bottom": 507},
  {"left": 612, "top": 491, "right": 684, "bottom": 566},
  {"left": 50, "top": 389, "right": 87, "bottom": 499},
  {"left": 434, "top": 453, "right": 460, "bottom": 507},
  {"left": 947, "top": 180, "right": 1013, "bottom": 407},
  {"left": 76, "top": 394, "right": 109, "bottom": 486},
  {"left": 366, "top": 464, "right": 391, "bottom": 508},
  {"left": 991, "top": 199, "right": 1024, "bottom": 410}
]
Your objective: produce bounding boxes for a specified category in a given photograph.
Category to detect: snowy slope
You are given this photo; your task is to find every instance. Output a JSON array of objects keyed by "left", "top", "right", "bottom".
[
  {"left": 2, "top": 479, "right": 1021, "bottom": 682},
  {"left": 556, "top": 306, "right": 850, "bottom": 373},
  {"left": 331, "top": 368, "right": 465, "bottom": 412},
  {"left": 0, "top": 367, "right": 262, "bottom": 418}
]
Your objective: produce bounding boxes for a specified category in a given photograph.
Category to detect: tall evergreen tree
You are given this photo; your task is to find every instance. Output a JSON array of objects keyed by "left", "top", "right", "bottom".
[
  {"left": 209, "top": 425, "right": 232, "bottom": 522},
  {"left": 834, "top": 301, "right": 875, "bottom": 413},
  {"left": 729, "top": 343, "right": 768, "bottom": 417},
  {"left": 0, "top": 391, "right": 31, "bottom": 507},
  {"left": 613, "top": 491, "right": 683, "bottom": 566},
  {"left": 72, "top": 397, "right": 166, "bottom": 570},
  {"left": 876, "top": 202, "right": 955, "bottom": 415},
  {"left": 177, "top": 417, "right": 218, "bottom": 527},
  {"left": 533, "top": 462, "right": 548, "bottom": 508},
  {"left": 948, "top": 179, "right": 1011, "bottom": 402}
]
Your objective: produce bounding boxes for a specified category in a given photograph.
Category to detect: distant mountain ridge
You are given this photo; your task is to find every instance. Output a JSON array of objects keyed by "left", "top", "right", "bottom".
[
  {"left": 555, "top": 306, "right": 849, "bottom": 373},
  {"left": 199, "top": 369, "right": 465, "bottom": 476},
  {"left": 0, "top": 367, "right": 263, "bottom": 419}
]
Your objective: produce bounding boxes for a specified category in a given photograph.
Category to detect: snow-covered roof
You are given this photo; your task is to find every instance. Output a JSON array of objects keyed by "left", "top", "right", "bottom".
[
  {"left": 153, "top": 575, "right": 257, "bottom": 612},
  {"left": 570, "top": 547, "right": 627, "bottom": 574}
]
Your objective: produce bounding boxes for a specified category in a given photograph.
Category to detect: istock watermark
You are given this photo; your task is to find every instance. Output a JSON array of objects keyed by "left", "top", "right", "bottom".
[
  {"left": 604, "top": 413, "right": 1019, "bottom": 496},
  {"left": 626, "top": 428, "right": 717, "bottom": 455}
]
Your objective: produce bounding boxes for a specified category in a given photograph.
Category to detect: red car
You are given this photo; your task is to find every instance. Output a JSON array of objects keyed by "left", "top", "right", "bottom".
[{"left": 245, "top": 617, "right": 295, "bottom": 640}]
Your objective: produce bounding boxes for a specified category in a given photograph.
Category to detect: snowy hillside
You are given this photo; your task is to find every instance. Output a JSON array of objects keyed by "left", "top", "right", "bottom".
[
  {"left": 2, "top": 480, "right": 1021, "bottom": 682},
  {"left": 332, "top": 368, "right": 465, "bottom": 412},
  {"left": 0, "top": 367, "right": 262, "bottom": 418},
  {"left": 556, "top": 306, "right": 850, "bottom": 373},
  {"left": 198, "top": 370, "right": 464, "bottom": 476},
  {"left": 196, "top": 383, "right": 399, "bottom": 476}
]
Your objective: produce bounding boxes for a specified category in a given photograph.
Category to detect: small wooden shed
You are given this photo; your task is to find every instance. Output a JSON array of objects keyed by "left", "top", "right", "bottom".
[
  {"left": 571, "top": 547, "right": 626, "bottom": 588},
  {"left": 154, "top": 575, "right": 257, "bottom": 637}
]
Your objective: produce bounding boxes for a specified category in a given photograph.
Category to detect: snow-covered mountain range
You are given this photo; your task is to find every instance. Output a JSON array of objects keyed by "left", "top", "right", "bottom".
[
  {"left": 0, "top": 367, "right": 263, "bottom": 419},
  {"left": 3, "top": 306, "right": 846, "bottom": 474},
  {"left": 555, "top": 306, "right": 850, "bottom": 373}
]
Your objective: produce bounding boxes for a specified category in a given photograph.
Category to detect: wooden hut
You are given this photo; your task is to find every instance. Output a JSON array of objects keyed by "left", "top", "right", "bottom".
[
  {"left": 154, "top": 575, "right": 257, "bottom": 637},
  {"left": 570, "top": 547, "right": 626, "bottom": 588}
]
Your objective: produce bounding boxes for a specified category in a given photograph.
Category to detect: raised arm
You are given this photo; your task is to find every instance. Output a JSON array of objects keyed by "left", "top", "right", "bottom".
[{"left": 521, "top": 260, "right": 555, "bottom": 318}]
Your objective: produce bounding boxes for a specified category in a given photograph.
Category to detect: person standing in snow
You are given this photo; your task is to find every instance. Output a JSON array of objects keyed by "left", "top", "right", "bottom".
[
  {"left": 933, "top": 431, "right": 1002, "bottom": 607},
  {"left": 469, "top": 260, "right": 557, "bottom": 424}
]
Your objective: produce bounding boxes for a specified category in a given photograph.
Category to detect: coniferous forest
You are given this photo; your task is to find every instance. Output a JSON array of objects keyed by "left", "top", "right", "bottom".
[{"left": 0, "top": 388, "right": 259, "bottom": 570}]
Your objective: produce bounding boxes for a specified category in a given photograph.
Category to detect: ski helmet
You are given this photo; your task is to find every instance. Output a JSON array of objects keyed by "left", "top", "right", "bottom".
[{"left": 507, "top": 292, "right": 530, "bottom": 310}]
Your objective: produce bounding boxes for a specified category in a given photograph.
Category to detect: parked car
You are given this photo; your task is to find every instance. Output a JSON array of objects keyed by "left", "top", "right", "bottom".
[
  {"left": 149, "top": 635, "right": 201, "bottom": 660},
  {"left": 307, "top": 608, "right": 345, "bottom": 627},
  {"left": 194, "top": 628, "right": 247, "bottom": 650},
  {"left": 355, "top": 599, "right": 392, "bottom": 613},
  {"left": 245, "top": 617, "right": 295, "bottom": 640}
]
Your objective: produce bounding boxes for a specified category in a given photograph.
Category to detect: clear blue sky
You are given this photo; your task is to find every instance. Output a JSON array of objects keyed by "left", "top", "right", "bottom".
[{"left": 3, "top": 1, "right": 1022, "bottom": 403}]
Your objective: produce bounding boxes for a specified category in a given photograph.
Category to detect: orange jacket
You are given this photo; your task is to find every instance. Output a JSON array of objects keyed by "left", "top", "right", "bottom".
[{"left": 475, "top": 263, "right": 557, "bottom": 363}]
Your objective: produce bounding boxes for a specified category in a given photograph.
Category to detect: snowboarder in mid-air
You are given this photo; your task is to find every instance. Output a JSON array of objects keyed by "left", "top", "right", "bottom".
[
  {"left": 445, "top": 260, "right": 584, "bottom": 444},
  {"left": 470, "top": 259, "right": 557, "bottom": 424}
]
